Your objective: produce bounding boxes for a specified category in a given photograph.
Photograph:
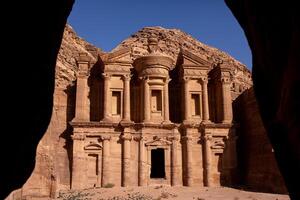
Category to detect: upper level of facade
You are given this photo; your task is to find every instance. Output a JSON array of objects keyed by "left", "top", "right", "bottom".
[{"left": 72, "top": 37, "right": 244, "bottom": 126}]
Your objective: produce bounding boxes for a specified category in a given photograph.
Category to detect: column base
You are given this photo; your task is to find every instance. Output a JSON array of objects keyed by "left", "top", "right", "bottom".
[
  {"left": 222, "top": 120, "right": 232, "bottom": 124},
  {"left": 143, "top": 120, "right": 152, "bottom": 124},
  {"left": 101, "top": 117, "right": 112, "bottom": 123},
  {"left": 183, "top": 119, "right": 192, "bottom": 124},
  {"left": 202, "top": 119, "right": 212, "bottom": 124},
  {"left": 120, "top": 119, "right": 134, "bottom": 126},
  {"left": 162, "top": 120, "right": 172, "bottom": 124}
]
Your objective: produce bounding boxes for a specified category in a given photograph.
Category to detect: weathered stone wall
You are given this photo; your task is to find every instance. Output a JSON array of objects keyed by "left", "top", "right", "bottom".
[{"left": 233, "top": 88, "right": 287, "bottom": 194}]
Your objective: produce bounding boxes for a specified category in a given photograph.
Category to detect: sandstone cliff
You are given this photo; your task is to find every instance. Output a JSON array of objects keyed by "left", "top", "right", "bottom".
[
  {"left": 113, "top": 26, "right": 252, "bottom": 99},
  {"left": 18, "top": 25, "right": 253, "bottom": 199}
]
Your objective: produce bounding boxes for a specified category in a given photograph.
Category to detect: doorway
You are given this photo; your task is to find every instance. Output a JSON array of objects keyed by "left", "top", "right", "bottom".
[{"left": 150, "top": 148, "right": 165, "bottom": 178}]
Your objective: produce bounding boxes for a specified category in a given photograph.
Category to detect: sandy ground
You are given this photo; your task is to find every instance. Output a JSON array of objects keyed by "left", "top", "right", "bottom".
[{"left": 57, "top": 186, "right": 290, "bottom": 200}]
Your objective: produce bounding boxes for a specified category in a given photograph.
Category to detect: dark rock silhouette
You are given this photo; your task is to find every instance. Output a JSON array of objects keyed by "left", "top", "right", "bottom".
[
  {"left": 0, "top": 1, "right": 74, "bottom": 199},
  {"left": 225, "top": 0, "right": 300, "bottom": 199},
  {"left": 1, "top": 1, "right": 299, "bottom": 200}
]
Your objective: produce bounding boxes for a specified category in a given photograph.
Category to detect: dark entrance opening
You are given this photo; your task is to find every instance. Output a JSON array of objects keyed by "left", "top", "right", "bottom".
[{"left": 150, "top": 148, "right": 165, "bottom": 178}]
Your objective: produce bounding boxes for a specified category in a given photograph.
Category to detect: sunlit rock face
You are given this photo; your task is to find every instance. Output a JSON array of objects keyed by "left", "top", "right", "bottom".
[{"left": 15, "top": 25, "right": 283, "bottom": 199}]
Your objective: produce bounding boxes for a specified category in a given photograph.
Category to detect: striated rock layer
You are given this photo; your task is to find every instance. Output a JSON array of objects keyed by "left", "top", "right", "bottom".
[{"left": 15, "top": 25, "right": 279, "bottom": 199}]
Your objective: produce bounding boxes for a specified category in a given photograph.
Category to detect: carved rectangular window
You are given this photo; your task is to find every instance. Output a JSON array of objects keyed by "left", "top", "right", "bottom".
[
  {"left": 112, "top": 91, "right": 121, "bottom": 115},
  {"left": 151, "top": 90, "right": 162, "bottom": 112},
  {"left": 191, "top": 93, "right": 201, "bottom": 116}
]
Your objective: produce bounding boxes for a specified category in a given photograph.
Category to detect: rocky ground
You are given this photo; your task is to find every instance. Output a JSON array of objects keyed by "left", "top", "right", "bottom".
[{"left": 56, "top": 186, "right": 289, "bottom": 200}]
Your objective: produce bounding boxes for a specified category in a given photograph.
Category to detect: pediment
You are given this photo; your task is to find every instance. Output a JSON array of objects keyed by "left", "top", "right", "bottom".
[
  {"left": 180, "top": 49, "right": 211, "bottom": 67},
  {"left": 84, "top": 142, "right": 102, "bottom": 150},
  {"left": 106, "top": 47, "right": 132, "bottom": 63},
  {"left": 145, "top": 137, "right": 172, "bottom": 146}
]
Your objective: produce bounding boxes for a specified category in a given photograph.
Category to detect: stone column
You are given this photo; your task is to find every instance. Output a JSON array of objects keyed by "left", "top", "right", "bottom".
[
  {"left": 122, "top": 74, "right": 131, "bottom": 122},
  {"left": 221, "top": 77, "right": 233, "bottom": 123},
  {"left": 102, "top": 73, "right": 111, "bottom": 121},
  {"left": 204, "top": 134, "right": 213, "bottom": 187},
  {"left": 101, "top": 135, "right": 111, "bottom": 186},
  {"left": 170, "top": 134, "right": 181, "bottom": 186},
  {"left": 183, "top": 77, "right": 191, "bottom": 122},
  {"left": 122, "top": 134, "right": 132, "bottom": 187},
  {"left": 75, "top": 65, "right": 90, "bottom": 121},
  {"left": 137, "top": 136, "right": 146, "bottom": 186},
  {"left": 143, "top": 77, "right": 151, "bottom": 122},
  {"left": 97, "top": 153, "right": 102, "bottom": 187},
  {"left": 183, "top": 135, "right": 193, "bottom": 186},
  {"left": 163, "top": 78, "right": 171, "bottom": 123},
  {"left": 71, "top": 134, "right": 86, "bottom": 189},
  {"left": 201, "top": 78, "right": 210, "bottom": 122}
]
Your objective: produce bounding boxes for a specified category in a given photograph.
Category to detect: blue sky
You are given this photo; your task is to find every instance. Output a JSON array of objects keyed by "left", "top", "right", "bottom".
[{"left": 68, "top": 0, "right": 252, "bottom": 69}]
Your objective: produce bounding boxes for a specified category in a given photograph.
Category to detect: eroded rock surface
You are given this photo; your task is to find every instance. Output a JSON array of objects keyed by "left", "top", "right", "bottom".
[{"left": 17, "top": 25, "right": 259, "bottom": 199}]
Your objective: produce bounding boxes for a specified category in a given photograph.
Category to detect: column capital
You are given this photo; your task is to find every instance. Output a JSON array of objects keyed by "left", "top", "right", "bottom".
[
  {"left": 167, "top": 135, "right": 180, "bottom": 142},
  {"left": 77, "top": 70, "right": 89, "bottom": 78},
  {"left": 183, "top": 76, "right": 191, "bottom": 82},
  {"left": 182, "top": 135, "right": 193, "bottom": 141},
  {"left": 165, "top": 77, "right": 171, "bottom": 83},
  {"left": 122, "top": 74, "right": 132, "bottom": 81},
  {"left": 121, "top": 135, "right": 132, "bottom": 141},
  {"left": 102, "top": 72, "right": 112, "bottom": 80},
  {"left": 134, "top": 136, "right": 147, "bottom": 142},
  {"left": 139, "top": 75, "right": 150, "bottom": 81},
  {"left": 199, "top": 76, "right": 208, "bottom": 84},
  {"left": 71, "top": 134, "right": 86, "bottom": 141},
  {"left": 101, "top": 135, "right": 111, "bottom": 141},
  {"left": 220, "top": 77, "right": 231, "bottom": 84},
  {"left": 203, "top": 134, "right": 213, "bottom": 141}
]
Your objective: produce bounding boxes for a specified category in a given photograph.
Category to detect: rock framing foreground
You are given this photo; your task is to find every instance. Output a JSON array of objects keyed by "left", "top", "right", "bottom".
[{"left": 12, "top": 25, "right": 285, "bottom": 199}]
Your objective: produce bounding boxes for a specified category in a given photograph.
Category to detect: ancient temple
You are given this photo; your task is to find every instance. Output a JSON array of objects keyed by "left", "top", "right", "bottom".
[{"left": 70, "top": 37, "right": 237, "bottom": 189}]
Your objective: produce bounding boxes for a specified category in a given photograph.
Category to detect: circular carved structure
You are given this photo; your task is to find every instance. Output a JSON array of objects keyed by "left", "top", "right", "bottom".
[{"left": 134, "top": 55, "right": 174, "bottom": 77}]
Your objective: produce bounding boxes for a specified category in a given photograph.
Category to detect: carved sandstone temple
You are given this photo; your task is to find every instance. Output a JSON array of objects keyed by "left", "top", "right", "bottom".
[{"left": 70, "top": 37, "right": 238, "bottom": 189}]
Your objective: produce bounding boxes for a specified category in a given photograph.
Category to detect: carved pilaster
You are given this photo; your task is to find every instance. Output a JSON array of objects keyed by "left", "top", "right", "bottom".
[
  {"left": 121, "top": 134, "right": 132, "bottom": 187},
  {"left": 143, "top": 76, "right": 151, "bottom": 122},
  {"left": 74, "top": 54, "right": 90, "bottom": 122},
  {"left": 168, "top": 134, "right": 181, "bottom": 186},
  {"left": 101, "top": 135, "right": 111, "bottom": 186},
  {"left": 163, "top": 77, "right": 171, "bottom": 123},
  {"left": 200, "top": 77, "right": 210, "bottom": 123},
  {"left": 183, "top": 76, "right": 191, "bottom": 122},
  {"left": 71, "top": 133, "right": 86, "bottom": 189},
  {"left": 135, "top": 136, "right": 147, "bottom": 186},
  {"left": 102, "top": 73, "right": 112, "bottom": 122},
  {"left": 122, "top": 74, "right": 131, "bottom": 122},
  {"left": 203, "top": 133, "right": 213, "bottom": 187},
  {"left": 182, "top": 135, "right": 193, "bottom": 186},
  {"left": 220, "top": 75, "right": 233, "bottom": 124}
]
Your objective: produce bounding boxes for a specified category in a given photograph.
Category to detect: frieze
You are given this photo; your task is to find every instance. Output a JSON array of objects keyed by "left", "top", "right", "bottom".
[
  {"left": 142, "top": 67, "right": 169, "bottom": 76},
  {"left": 183, "top": 69, "right": 204, "bottom": 76},
  {"left": 104, "top": 65, "right": 131, "bottom": 73},
  {"left": 71, "top": 134, "right": 86, "bottom": 141},
  {"left": 121, "top": 135, "right": 132, "bottom": 141}
]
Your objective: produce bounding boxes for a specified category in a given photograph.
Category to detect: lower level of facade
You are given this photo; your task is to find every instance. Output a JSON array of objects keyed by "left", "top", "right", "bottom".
[{"left": 71, "top": 121, "right": 237, "bottom": 189}]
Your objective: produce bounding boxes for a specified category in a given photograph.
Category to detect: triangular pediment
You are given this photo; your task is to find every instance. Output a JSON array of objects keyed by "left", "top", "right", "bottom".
[
  {"left": 84, "top": 142, "right": 102, "bottom": 150},
  {"left": 145, "top": 137, "right": 172, "bottom": 146},
  {"left": 180, "top": 49, "right": 211, "bottom": 67},
  {"left": 106, "top": 47, "right": 132, "bottom": 63}
]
